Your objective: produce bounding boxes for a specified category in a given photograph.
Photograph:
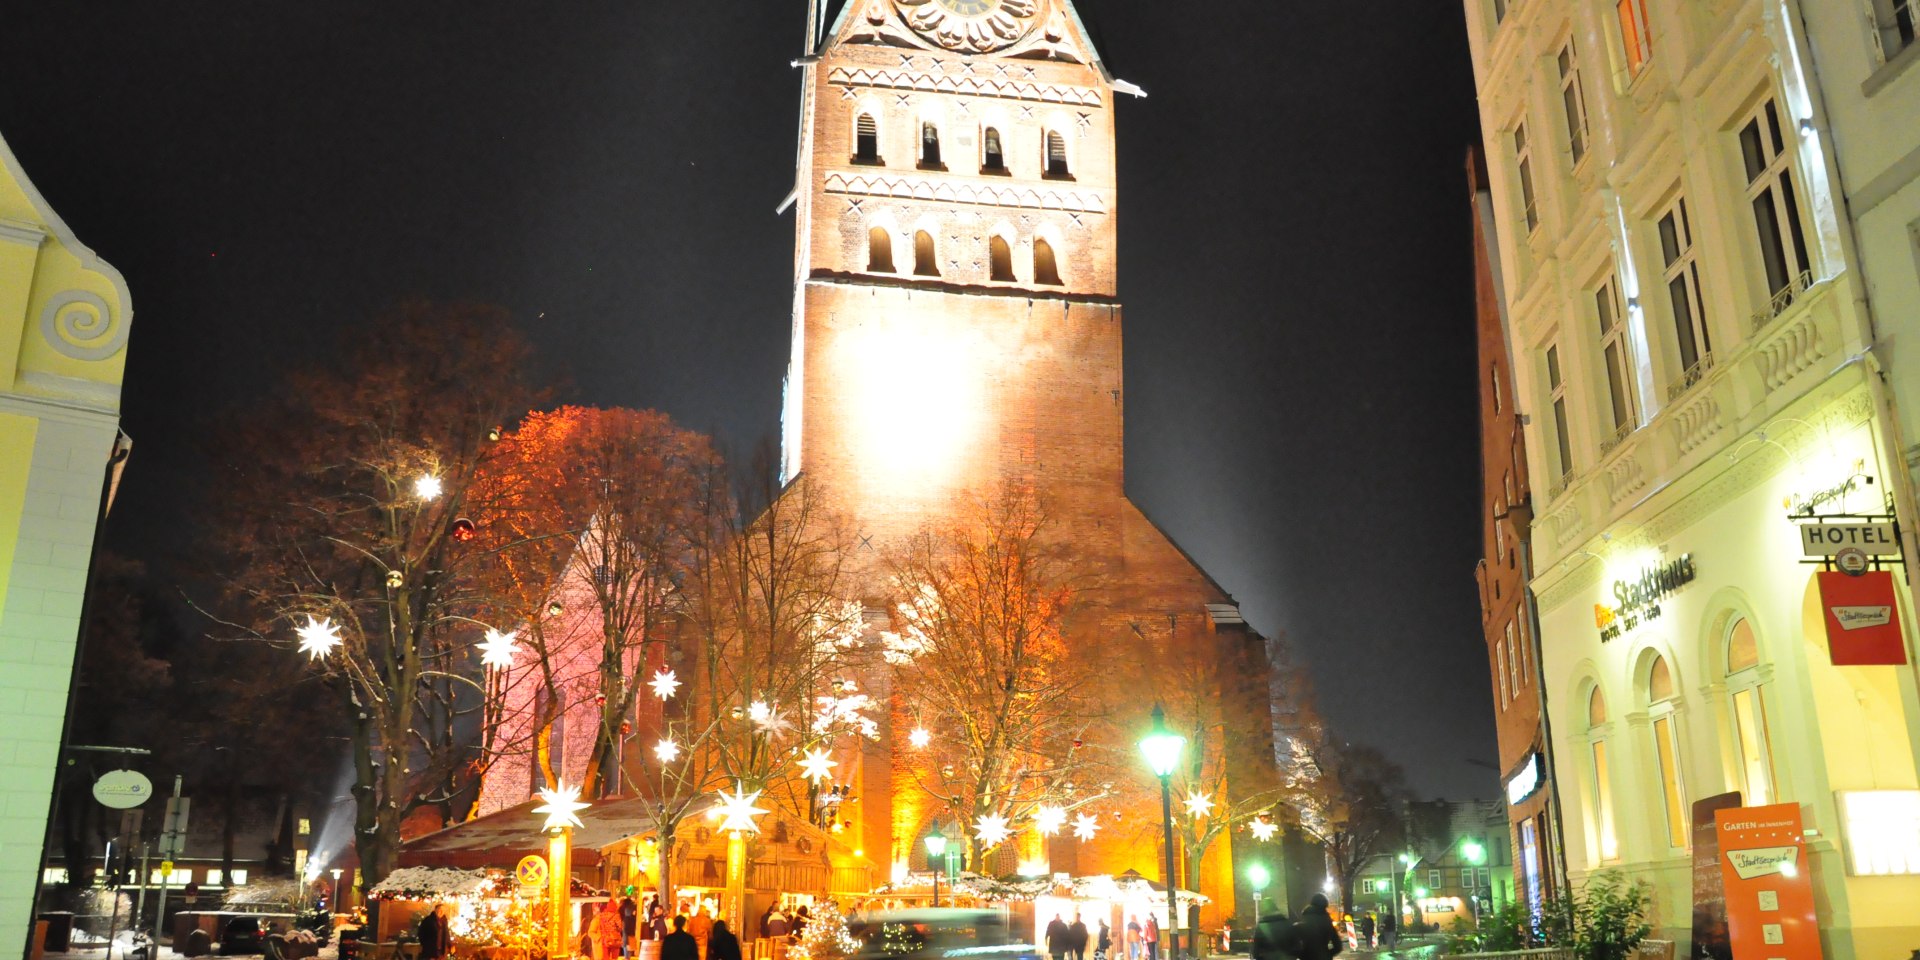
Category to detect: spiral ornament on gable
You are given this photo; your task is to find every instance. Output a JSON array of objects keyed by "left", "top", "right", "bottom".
[{"left": 38, "top": 289, "right": 129, "bottom": 361}]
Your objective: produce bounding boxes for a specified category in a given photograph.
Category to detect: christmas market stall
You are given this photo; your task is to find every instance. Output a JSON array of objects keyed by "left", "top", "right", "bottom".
[
  {"left": 853, "top": 872, "right": 1206, "bottom": 952},
  {"left": 365, "top": 865, "right": 608, "bottom": 958}
]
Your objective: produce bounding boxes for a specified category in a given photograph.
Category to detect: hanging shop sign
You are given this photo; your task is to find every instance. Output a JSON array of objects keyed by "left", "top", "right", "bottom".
[
  {"left": 1595, "top": 554, "right": 1697, "bottom": 642},
  {"left": 91, "top": 770, "right": 153, "bottom": 810},
  {"left": 1815, "top": 571, "right": 1910, "bottom": 665},
  {"left": 1505, "top": 753, "right": 1544, "bottom": 806},
  {"left": 1797, "top": 521, "right": 1899, "bottom": 557},
  {"left": 1714, "top": 803, "right": 1824, "bottom": 960}
]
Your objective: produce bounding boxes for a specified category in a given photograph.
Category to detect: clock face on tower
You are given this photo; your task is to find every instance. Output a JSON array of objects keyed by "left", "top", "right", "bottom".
[{"left": 894, "top": 0, "right": 1041, "bottom": 54}]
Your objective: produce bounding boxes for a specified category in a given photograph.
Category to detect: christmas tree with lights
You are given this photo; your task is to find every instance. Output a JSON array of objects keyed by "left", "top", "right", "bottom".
[{"left": 789, "top": 902, "right": 862, "bottom": 960}]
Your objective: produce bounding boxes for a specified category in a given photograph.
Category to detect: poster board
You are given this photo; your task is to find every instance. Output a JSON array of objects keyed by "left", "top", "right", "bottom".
[{"left": 1712, "top": 804, "right": 1822, "bottom": 960}]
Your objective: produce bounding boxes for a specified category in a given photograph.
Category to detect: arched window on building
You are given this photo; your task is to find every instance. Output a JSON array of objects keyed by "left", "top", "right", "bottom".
[
  {"left": 1034, "top": 237, "right": 1062, "bottom": 285},
  {"left": 983, "top": 127, "right": 1006, "bottom": 173},
  {"left": 914, "top": 231, "right": 939, "bottom": 277},
  {"left": 1045, "top": 130, "right": 1070, "bottom": 178},
  {"left": 1645, "top": 654, "right": 1689, "bottom": 849},
  {"left": 1725, "top": 618, "right": 1777, "bottom": 805},
  {"left": 989, "top": 236, "right": 1015, "bottom": 281},
  {"left": 1585, "top": 685, "right": 1619, "bottom": 860},
  {"left": 869, "top": 227, "right": 895, "bottom": 273},
  {"left": 920, "top": 122, "right": 943, "bottom": 169},
  {"left": 855, "top": 113, "right": 880, "bottom": 164}
]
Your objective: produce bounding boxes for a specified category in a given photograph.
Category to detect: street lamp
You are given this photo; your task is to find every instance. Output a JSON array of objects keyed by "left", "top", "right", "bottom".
[
  {"left": 1461, "top": 839, "right": 1486, "bottom": 925},
  {"left": 1246, "top": 865, "right": 1270, "bottom": 916},
  {"left": 1140, "top": 704, "right": 1186, "bottom": 960},
  {"left": 925, "top": 831, "right": 949, "bottom": 907},
  {"left": 329, "top": 868, "right": 343, "bottom": 913}
]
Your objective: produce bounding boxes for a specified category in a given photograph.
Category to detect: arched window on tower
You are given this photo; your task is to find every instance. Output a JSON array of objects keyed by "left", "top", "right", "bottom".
[
  {"left": 920, "top": 123, "right": 943, "bottom": 169},
  {"left": 1033, "top": 237, "right": 1062, "bottom": 285},
  {"left": 989, "top": 236, "right": 1015, "bottom": 281},
  {"left": 868, "top": 228, "right": 895, "bottom": 273},
  {"left": 855, "top": 113, "right": 880, "bottom": 164},
  {"left": 1045, "top": 130, "right": 1070, "bottom": 178},
  {"left": 914, "top": 231, "right": 939, "bottom": 277},
  {"left": 983, "top": 127, "right": 1006, "bottom": 173}
]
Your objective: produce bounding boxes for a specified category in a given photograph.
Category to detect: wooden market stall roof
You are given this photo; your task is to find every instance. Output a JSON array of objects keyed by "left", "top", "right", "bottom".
[{"left": 399, "top": 796, "right": 658, "bottom": 870}]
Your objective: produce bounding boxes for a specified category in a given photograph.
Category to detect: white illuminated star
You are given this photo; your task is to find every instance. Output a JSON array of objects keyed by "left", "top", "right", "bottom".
[
  {"left": 649, "top": 670, "right": 681, "bottom": 700},
  {"left": 908, "top": 728, "right": 931, "bottom": 748},
  {"left": 710, "top": 784, "right": 768, "bottom": 834},
  {"left": 476, "top": 628, "right": 519, "bottom": 669},
  {"left": 296, "top": 617, "right": 343, "bottom": 660},
  {"left": 534, "top": 782, "right": 590, "bottom": 833},
  {"left": 1035, "top": 805, "right": 1067, "bottom": 836},
  {"left": 747, "top": 701, "right": 772, "bottom": 723},
  {"left": 1183, "top": 791, "right": 1215, "bottom": 819},
  {"left": 974, "top": 813, "right": 1012, "bottom": 847},
  {"left": 1072, "top": 813, "right": 1100, "bottom": 841},
  {"left": 755, "top": 708, "right": 793, "bottom": 738},
  {"left": 798, "top": 748, "right": 837, "bottom": 783},
  {"left": 654, "top": 739, "right": 681, "bottom": 763},
  {"left": 414, "top": 475, "right": 443, "bottom": 501},
  {"left": 1250, "top": 819, "right": 1279, "bottom": 842}
]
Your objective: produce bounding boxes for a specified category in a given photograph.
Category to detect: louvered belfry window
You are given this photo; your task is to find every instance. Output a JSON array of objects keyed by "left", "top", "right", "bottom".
[
  {"left": 855, "top": 113, "right": 879, "bottom": 163},
  {"left": 1045, "top": 131, "right": 1069, "bottom": 177}
]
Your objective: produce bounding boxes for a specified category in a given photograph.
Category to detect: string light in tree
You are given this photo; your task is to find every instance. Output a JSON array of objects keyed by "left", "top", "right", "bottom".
[
  {"left": 534, "top": 782, "right": 591, "bottom": 832},
  {"left": 974, "top": 813, "right": 1012, "bottom": 848},
  {"left": 296, "top": 617, "right": 343, "bottom": 660},
  {"left": 414, "top": 475, "right": 444, "bottom": 501},
  {"left": 476, "top": 628, "right": 519, "bottom": 669},
  {"left": 1249, "top": 818, "right": 1278, "bottom": 842},
  {"left": 1183, "top": 791, "right": 1215, "bottom": 819},
  {"left": 649, "top": 670, "right": 681, "bottom": 700},
  {"left": 710, "top": 784, "right": 769, "bottom": 834},
  {"left": 908, "top": 728, "right": 932, "bottom": 749},
  {"left": 1035, "top": 806, "right": 1068, "bottom": 836},
  {"left": 655, "top": 739, "right": 681, "bottom": 763},
  {"left": 798, "top": 749, "right": 837, "bottom": 783},
  {"left": 1072, "top": 813, "right": 1101, "bottom": 841}
]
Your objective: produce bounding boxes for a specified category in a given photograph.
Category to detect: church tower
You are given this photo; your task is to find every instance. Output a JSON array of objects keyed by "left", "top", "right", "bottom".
[{"left": 783, "top": 0, "right": 1299, "bottom": 924}]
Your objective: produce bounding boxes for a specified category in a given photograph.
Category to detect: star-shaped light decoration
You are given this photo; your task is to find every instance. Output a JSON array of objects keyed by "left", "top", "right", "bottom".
[
  {"left": 534, "top": 782, "right": 591, "bottom": 833},
  {"left": 1183, "top": 791, "right": 1215, "bottom": 819},
  {"left": 908, "top": 728, "right": 932, "bottom": 749},
  {"left": 296, "top": 616, "right": 343, "bottom": 660},
  {"left": 1071, "top": 812, "right": 1101, "bottom": 841},
  {"left": 476, "top": 628, "right": 519, "bottom": 669},
  {"left": 747, "top": 701, "right": 772, "bottom": 723},
  {"left": 710, "top": 784, "right": 769, "bottom": 834},
  {"left": 649, "top": 670, "right": 681, "bottom": 700},
  {"left": 798, "top": 748, "right": 837, "bottom": 783},
  {"left": 1035, "top": 805, "right": 1068, "bottom": 836},
  {"left": 974, "top": 813, "right": 1012, "bottom": 848},
  {"left": 414, "top": 475, "right": 443, "bottom": 501},
  {"left": 1250, "top": 818, "right": 1279, "bottom": 842},
  {"left": 755, "top": 708, "right": 794, "bottom": 738},
  {"left": 654, "top": 739, "right": 681, "bottom": 763}
]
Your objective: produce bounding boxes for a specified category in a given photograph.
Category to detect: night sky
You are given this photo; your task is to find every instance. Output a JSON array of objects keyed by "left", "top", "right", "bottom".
[{"left": 2, "top": 2, "right": 1493, "bottom": 799}]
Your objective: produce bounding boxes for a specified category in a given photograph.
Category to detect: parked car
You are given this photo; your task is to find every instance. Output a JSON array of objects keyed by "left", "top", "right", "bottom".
[{"left": 219, "top": 916, "right": 265, "bottom": 955}]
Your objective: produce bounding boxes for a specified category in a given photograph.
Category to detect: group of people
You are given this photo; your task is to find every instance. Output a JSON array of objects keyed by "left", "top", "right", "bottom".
[
  {"left": 586, "top": 894, "right": 811, "bottom": 960},
  {"left": 1346, "top": 910, "right": 1397, "bottom": 951},
  {"left": 1042, "top": 914, "right": 1110, "bottom": 960},
  {"left": 1251, "top": 894, "right": 1347, "bottom": 960}
]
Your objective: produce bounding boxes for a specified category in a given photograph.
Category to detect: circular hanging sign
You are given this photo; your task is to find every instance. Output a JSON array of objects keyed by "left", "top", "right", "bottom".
[
  {"left": 1836, "top": 547, "right": 1871, "bottom": 576},
  {"left": 516, "top": 854, "right": 548, "bottom": 895},
  {"left": 92, "top": 770, "right": 153, "bottom": 809}
]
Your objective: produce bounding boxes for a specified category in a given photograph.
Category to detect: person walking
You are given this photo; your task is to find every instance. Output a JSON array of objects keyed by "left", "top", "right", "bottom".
[
  {"left": 597, "top": 900, "right": 628, "bottom": 960},
  {"left": 1069, "top": 915, "right": 1090, "bottom": 960},
  {"left": 767, "top": 906, "right": 791, "bottom": 938},
  {"left": 708, "top": 920, "right": 744, "bottom": 960},
  {"left": 416, "top": 903, "right": 451, "bottom": 960},
  {"left": 1377, "top": 913, "right": 1395, "bottom": 951},
  {"left": 1126, "top": 917, "right": 1143, "bottom": 960},
  {"left": 1142, "top": 915, "right": 1159, "bottom": 960},
  {"left": 1046, "top": 915, "right": 1071, "bottom": 960},
  {"left": 1357, "top": 914, "right": 1374, "bottom": 951},
  {"left": 690, "top": 907, "right": 715, "bottom": 960},
  {"left": 663, "top": 916, "right": 700, "bottom": 960},
  {"left": 1292, "top": 896, "right": 1342, "bottom": 960},
  {"left": 1097, "top": 919, "right": 1112, "bottom": 960},
  {"left": 622, "top": 894, "right": 640, "bottom": 957},
  {"left": 1250, "top": 910, "right": 1298, "bottom": 960}
]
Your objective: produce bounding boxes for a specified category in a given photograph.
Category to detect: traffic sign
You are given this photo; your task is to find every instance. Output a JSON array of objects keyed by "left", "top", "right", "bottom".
[{"left": 516, "top": 855, "right": 548, "bottom": 896}]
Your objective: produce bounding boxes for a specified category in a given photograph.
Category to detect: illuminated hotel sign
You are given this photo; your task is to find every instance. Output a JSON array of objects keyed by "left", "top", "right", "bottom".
[
  {"left": 1798, "top": 522, "right": 1899, "bottom": 557},
  {"left": 1506, "top": 753, "right": 1543, "bottom": 806},
  {"left": 1595, "top": 554, "right": 1697, "bottom": 642}
]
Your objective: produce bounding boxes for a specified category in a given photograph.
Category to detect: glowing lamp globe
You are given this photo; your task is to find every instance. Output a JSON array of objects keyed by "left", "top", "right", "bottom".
[
  {"left": 1140, "top": 704, "right": 1185, "bottom": 778},
  {"left": 1247, "top": 864, "right": 1270, "bottom": 893},
  {"left": 924, "top": 832, "right": 948, "bottom": 858},
  {"left": 1462, "top": 840, "right": 1486, "bottom": 865}
]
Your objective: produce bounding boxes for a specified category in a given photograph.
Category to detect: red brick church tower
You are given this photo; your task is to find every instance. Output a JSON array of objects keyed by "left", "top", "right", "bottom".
[{"left": 783, "top": 0, "right": 1303, "bottom": 923}]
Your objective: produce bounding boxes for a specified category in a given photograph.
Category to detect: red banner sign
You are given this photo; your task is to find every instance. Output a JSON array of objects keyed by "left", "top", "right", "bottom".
[
  {"left": 1714, "top": 804, "right": 1822, "bottom": 960},
  {"left": 1815, "top": 571, "right": 1909, "bottom": 666}
]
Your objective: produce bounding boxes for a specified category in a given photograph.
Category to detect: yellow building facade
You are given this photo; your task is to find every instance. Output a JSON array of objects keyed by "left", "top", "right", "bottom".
[{"left": 0, "top": 130, "right": 133, "bottom": 952}]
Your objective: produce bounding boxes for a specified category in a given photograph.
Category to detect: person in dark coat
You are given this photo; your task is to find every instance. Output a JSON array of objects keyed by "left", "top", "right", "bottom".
[
  {"left": 663, "top": 916, "right": 700, "bottom": 960},
  {"left": 1251, "top": 912, "right": 1298, "bottom": 960},
  {"left": 708, "top": 921, "right": 744, "bottom": 960},
  {"left": 416, "top": 904, "right": 451, "bottom": 960},
  {"left": 1068, "top": 916, "right": 1090, "bottom": 960},
  {"left": 1292, "top": 896, "right": 1342, "bottom": 960},
  {"left": 647, "top": 905, "right": 668, "bottom": 941},
  {"left": 1046, "top": 915, "right": 1070, "bottom": 960},
  {"left": 1357, "top": 914, "right": 1374, "bottom": 950},
  {"left": 622, "top": 895, "right": 639, "bottom": 955},
  {"left": 1096, "top": 919, "right": 1112, "bottom": 960}
]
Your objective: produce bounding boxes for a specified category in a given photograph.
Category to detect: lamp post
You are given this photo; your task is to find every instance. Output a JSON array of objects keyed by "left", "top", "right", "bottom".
[
  {"left": 1461, "top": 839, "right": 1486, "bottom": 926},
  {"left": 1140, "top": 704, "right": 1187, "bottom": 960},
  {"left": 1246, "top": 865, "right": 1270, "bottom": 916},
  {"left": 329, "top": 868, "right": 344, "bottom": 913},
  {"left": 925, "top": 830, "right": 949, "bottom": 907},
  {"left": 535, "top": 783, "right": 592, "bottom": 959}
]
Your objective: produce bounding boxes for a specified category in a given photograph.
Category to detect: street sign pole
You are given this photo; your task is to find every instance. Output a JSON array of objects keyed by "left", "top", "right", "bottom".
[
  {"left": 134, "top": 842, "right": 151, "bottom": 930},
  {"left": 153, "top": 776, "right": 188, "bottom": 945}
]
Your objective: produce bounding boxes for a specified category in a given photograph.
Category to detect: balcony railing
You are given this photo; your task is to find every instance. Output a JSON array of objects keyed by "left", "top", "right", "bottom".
[
  {"left": 1752, "top": 269, "right": 1814, "bottom": 332},
  {"left": 1666, "top": 352, "right": 1715, "bottom": 401},
  {"left": 1598, "top": 420, "right": 1634, "bottom": 457}
]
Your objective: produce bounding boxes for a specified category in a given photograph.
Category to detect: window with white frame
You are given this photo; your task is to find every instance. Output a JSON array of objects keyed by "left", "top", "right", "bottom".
[
  {"left": 1586, "top": 686, "right": 1620, "bottom": 860},
  {"left": 1616, "top": 0, "right": 1652, "bottom": 78},
  {"left": 1495, "top": 639, "right": 1510, "bottom": 711},
  {"left": 1546, "top": 343, "right": 1572, "bottom": 482},
  {"left": 1515, "top": 124, "right": 1539, "bottom": 233},
  {"left": 1558, "top": 42, "right": 1590, "bottom": 164},
  {"left": 1595, "top": 274, "right": 1635, "bottom": 451},
  {"left": 1646, "top": 655, "right": 1690, "bottom": 849},
  {"left": 1492, "top": 363, "right": 1503, "bottom": 412},
  {"left": 1429, "top": 869, "right": 1442, "bottom": 889},
  {"left": 1725, "top": 618, "right": 1778, "bottom": 806},
  {"left": 1872, "top": 0, "right": 1916, "bottom": 60},
  {"left": 1739, "top": 98, "right": 1812, "bottom": 315},
  {"left": 1506, "top": 621, "right": 1520, "bottom": 697},
  {"left": 1659, "top": 196, "right": 1712, "bottom": 396}
]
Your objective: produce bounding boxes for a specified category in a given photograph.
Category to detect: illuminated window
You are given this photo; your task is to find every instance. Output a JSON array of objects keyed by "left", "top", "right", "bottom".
[
  {"left": 920, "top": 123, "right": 943, "bottom": 169},
  {"left": 41, "top": 868, "right": 68, "bottom": 885},
  {"left": 869, "top": 228, "right": 896, "bottom": 273},
  {"left": 1871, "top": 0, "right": 1917, "bottom": 60},
  {"left": 1586, "top": 686, "right": 1618, "bottom": 860},
  {"left": 1505, "top": 621, "right": 1520, "bottom": 696},
  {"left": 989, "top": 236, "right": 1015, "bottom": 281},
  {"left": 1545, "top": 343, "right": 1572, "bottom": 482},
  {"left": 1595, "top": 273, "right": 1635, "bottom": 451},
  {"left": 1644, "top": 655, "right": 1688, "bottom": 848},
  {"left": 1034, "top": 237, "right": 1062, "bottom": 285},
  {"left": 1495, "top": 640, "right": 1509, "bottom": 710},
  {"left": 1491, "top": 364, "right": 1503, "bottom": 413},
  {"left": 914, "top": 231, "right": 939, "bottom": 277},
  {"left": 1839, "top": 790, "right": 1920, "bottom": 875},
  {"left": 1725, "top": 618, "right": 1777, "bottom": 806},
  {"left": 207, "top": 869, "right": 224, "bottom": 885},
  {"left": 1044, "top": 131, "right": 1070, "bottom": 179},
  {"left": 1659, "top": 196, "right": 1711, "bottom": 394},
  {"left": 1647, "top": 654, "right": 1674, "bottom": 702},
  {"left": 231, "top": 869, "right": 249, "bottom": 885},
  {"left": 1740, "top": 99, "right": 1812, "bottom": 314},
  {"left": 1616, "top": 0, "right": 1651, "bottom": 78},
  {"left": 298, "top": 818, "right": 311, "bottom": 836},
  {"left": 1514, "top": 124, "right": 1538, "bottom": 233},
  {"left": 1428, "top": 869, "right": 1441, "bottom": 889},
  {"left": 1558, "top": 42, "right": 1590, "bottom": 164},
  {"left": 983, "top": 127, "right": 1006, "bottom": 173},
  {"left": 854, "top": 113, "right": 880, "bottom": 164},
  {"left": 1589, "top": 686, "right": 1606, "bottom": 726}
]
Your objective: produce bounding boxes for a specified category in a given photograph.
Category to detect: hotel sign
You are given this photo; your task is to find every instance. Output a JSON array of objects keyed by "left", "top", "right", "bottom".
[
  {"left": 1596, "top": 554, "right": 1697, "bottom": 642},
  {"left": 1798, "top": 522, "right": 1899, "bottom": 557}
]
